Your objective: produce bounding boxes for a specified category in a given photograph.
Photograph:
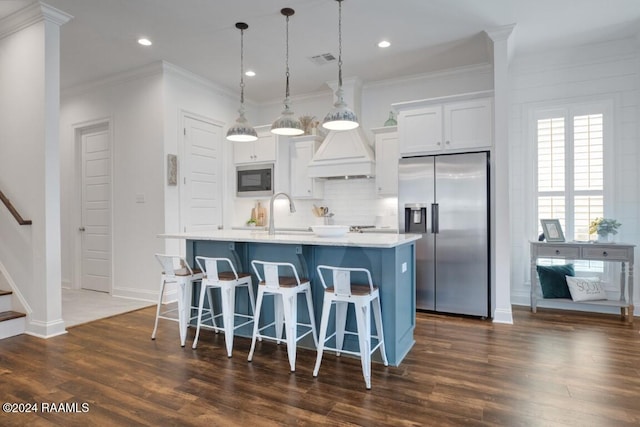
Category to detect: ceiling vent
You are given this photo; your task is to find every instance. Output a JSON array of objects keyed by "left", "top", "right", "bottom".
[{"left": 308, "top": 53, "right": 336, "bottom": 66}]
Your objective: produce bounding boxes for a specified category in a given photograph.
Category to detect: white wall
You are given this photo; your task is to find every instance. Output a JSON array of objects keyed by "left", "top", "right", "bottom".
[
  {"left": 509, "top": 36, "right": 640, "bottom": 314},
  {"left": 0, "top": 17, "right": 42, "bottom": 318},
  {"left": 60, "top": 65, "right": 166, "bottom": 301}
]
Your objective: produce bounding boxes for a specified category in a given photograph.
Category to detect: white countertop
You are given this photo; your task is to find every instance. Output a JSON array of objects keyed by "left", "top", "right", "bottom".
[{"left": 159, "top": 229, "right": 421, "bottom": 248}]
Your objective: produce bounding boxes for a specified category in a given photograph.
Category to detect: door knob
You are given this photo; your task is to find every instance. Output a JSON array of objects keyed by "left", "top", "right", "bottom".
[{"left": 79, "top": 227, "right": 86, "bottom": 232}]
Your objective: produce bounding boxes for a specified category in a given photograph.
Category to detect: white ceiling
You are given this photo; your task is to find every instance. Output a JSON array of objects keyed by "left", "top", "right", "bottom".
[{"left": 2, "top": 0, "right": 640, "bottom": 103}]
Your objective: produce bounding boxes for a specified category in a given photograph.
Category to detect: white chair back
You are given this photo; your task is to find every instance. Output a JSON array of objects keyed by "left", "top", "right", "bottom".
[
  {"left": 316, "top": 265, "right": 375, "bottom": 297},
  {"left": 155, "top": 254, "right": 193, "bottom": 278},
  {"left": 251, "top": 260, "right": 302, "bottom": 289},
  {"left": 195, "top": 256, "right": 238, "bottom": 281}
]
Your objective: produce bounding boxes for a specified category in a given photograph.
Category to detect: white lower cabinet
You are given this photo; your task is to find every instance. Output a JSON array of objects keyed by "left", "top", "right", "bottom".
[
  {"left": 290, "top": 135, "right": 324, "bottom": 199},
  {"left": 372, "top": 126, "right": 398, "bottom": 196}
]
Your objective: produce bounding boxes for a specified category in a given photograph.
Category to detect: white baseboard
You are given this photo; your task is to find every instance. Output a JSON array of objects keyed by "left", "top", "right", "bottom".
[
  {"left": 25, "top": 317, "right": 67, "bottom": 338},
  {"left": 111, "top": 286, "right": 165, "bottom": 303},
  {"left": 492, "top": 308, "right": 514, "bottom": 324}
]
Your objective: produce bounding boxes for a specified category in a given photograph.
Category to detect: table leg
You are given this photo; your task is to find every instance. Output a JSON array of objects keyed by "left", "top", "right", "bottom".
[
  {"left": 628, "top": 260, "right": 634, "bottom": 325},
  {"left": 530, "top": 257, "right": 538, "bottom": 313},
  {"left": 620, "top": 262, "right": 627, "bottom": 322}
]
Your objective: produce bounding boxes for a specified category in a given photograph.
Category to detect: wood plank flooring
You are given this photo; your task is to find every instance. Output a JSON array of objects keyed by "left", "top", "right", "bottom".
[{"left": 0, "top": 306, "right": 639, "bottom": 426}]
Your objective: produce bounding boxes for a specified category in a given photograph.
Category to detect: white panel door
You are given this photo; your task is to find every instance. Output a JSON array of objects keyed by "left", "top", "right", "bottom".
[
  {"left": 181, "top": 116, "right": 223, "bottom": 232},
  {"left": 81, "top": 126, "right": 111, "bottom": 293}
]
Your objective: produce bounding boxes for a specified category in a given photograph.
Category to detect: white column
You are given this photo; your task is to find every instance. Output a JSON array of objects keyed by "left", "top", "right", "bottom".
[
  {"left": 0, "top": 2, "right": 72, "bottom": 337},
  {"left": 486, "top": 24, "right": 516, "bottom": 324}
]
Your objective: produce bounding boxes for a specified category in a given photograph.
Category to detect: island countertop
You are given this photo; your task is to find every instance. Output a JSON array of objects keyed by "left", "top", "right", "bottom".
[{"left": 160, "top": 229, "right": 421, "bottom": 248}]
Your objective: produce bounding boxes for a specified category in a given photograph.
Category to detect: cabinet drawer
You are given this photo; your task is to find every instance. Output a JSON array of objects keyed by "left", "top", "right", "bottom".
[
  {"left": 536, "top": 246, "right": 580, "bottom": 258},
  {"left": 581, "top": 247, "right": 630, "bottom": 261}
]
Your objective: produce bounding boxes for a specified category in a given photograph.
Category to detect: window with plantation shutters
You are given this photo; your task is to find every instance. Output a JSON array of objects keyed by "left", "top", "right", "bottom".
[{"left": 535, "top": 106, "right": 609, "bottom": 272}]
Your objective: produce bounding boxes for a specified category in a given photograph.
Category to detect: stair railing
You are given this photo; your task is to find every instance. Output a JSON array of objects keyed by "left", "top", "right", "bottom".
[{"left": 0, "top": 190, "right": 31, "bottom": 225}]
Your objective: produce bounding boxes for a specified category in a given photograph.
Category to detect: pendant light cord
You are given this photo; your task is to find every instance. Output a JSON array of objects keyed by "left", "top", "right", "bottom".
[
  {"left": 239, "top": 27, "right": 245, "bottom": 106},
  {"left": 285, "top": 13, "right": 290, "bottom": 99},
  {"left": 337, "top": 0, "right": 343, "bottom": 89}
]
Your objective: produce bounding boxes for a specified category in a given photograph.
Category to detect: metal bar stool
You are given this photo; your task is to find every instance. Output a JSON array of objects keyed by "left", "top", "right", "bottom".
[
  {"left": 313, "top": 265, "right": 388, "bottom": 389},
  {"left": 248, "top": 260, "right": 318, "bottom": 372},
  {"left": 192, "top": 256, "right": 256, "bottom": 357},
  {"left": 152, "top": 254, "right": 204, "bottom": 347}
]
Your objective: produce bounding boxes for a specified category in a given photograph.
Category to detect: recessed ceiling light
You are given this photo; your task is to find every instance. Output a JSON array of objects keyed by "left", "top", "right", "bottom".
[
  {"left": 245, "top": 70, "right": 256, "bottom": 77},
  {"left": 378, "top": 40, "right": 391, "bottom": 48},
  {"left": 138, "top": 38, "right": 152, "bottom": 46}
]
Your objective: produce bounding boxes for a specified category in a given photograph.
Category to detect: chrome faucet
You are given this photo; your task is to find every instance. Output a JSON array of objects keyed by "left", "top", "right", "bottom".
[{"left": 268, "top": 192, "right": 296, "bottom": 235}]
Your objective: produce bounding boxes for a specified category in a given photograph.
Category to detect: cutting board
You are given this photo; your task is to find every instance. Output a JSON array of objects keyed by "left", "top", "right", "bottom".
[{"left": 255, "top": 202, "right": 267, "bottom": 226}]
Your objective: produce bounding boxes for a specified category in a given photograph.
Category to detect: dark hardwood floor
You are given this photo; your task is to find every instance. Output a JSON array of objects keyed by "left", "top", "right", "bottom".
[{"left": 1, "top": 306, "right": 639, "bottom": 426}]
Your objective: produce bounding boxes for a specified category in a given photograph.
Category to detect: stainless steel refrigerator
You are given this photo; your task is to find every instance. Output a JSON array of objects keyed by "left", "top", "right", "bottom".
[{"left": 398, "top": 152, "right": 490, "bottom": 317}]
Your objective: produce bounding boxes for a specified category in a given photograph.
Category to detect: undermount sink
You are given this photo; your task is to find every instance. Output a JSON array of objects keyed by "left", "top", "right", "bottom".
[
  {"left": 252, "top": 229, "right": 313, "bottom": 236},
  {"left": 311, "top": 225, "right": 350, "bottom": 237}
]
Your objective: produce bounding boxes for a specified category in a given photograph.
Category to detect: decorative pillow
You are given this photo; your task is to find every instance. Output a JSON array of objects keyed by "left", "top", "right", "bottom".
[
  {"left": 566, "top": 276, "right": 607, "bottom": 302},
  {"left": 536, "top": 264, "right": 574, "bottom": 299}
]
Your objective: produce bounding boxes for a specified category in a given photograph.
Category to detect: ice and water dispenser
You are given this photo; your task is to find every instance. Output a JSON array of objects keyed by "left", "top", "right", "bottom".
[{"left": 404, "top": 203, "right": 428, "bottom": 233}]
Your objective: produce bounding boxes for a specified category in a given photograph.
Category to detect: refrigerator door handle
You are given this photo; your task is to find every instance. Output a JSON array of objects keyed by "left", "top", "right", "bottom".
[{"left": 432, "top": 203, "right": 439, "bottom": 234}]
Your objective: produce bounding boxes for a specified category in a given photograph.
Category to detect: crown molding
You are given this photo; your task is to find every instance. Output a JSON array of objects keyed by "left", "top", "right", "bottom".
[
  {"left": 61, "top": 61, "right": 164, "bottom": 98},
  {"left": 161, "top": 61, "right": 238, "bottom": 103},
  {"left": 0, "top": 1, "right": 72, "bottom": 40},
  {"left": 364, "top": 62, "right": 493, "bottom": 91}
]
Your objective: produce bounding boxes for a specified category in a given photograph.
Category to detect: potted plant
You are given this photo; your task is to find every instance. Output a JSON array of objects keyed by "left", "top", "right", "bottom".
[{"left": 589, "top": 217, "right": 621, "bottom": 242}]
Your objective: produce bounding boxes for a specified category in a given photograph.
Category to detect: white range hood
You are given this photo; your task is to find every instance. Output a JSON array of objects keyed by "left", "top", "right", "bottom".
[
  {"left": 307, "top": 127, "right": 375, "bottom": 179},
  {"left": 307, "top": 78, "right": 375, "bottom": 179}
]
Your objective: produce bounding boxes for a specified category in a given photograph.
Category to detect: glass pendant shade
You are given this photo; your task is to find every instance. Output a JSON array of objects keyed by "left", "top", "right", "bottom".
[
  {"left": 322, "top": 0, "right": 359, "bottom": 131},
  {"left": 226, "top": 22, "right": 258, "bottom": 142},
  {"left": 271, "top": 8, "right": 303, "bottom": 136}
]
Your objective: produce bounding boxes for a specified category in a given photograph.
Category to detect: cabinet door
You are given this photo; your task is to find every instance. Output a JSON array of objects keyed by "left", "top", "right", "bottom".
[
  {"left": 290, "top": 139, "right": 323, "bottom": 199},
  {"left": 398, "top": 106, "right": 442, "bottom": 155},
  {"left": 253, "top": 132, "right": 277, "bottom": 163},
  {"left": 444, "top": 98, "right": 492, "bottom": 151},
  {"left": 375, "top": 131, "right": 398, "bottom": 196},
  {"left": 233, "top": 140, "right": 256, "bottom": 164}
]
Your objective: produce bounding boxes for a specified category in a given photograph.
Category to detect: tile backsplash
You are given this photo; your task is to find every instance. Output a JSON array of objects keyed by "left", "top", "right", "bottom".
[{"left": 232, "top": 178, "right": 398, "bottom": 229}]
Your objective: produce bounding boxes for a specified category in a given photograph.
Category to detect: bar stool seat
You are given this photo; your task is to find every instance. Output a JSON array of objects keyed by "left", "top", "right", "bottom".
[
  {"left": 248, "top": 260, "right": 318, "bottom": 372},
  {"left": 152, "top": 254, "right": 204, "bottom": 347},
  {"left": 313, "top": 265, "right": 388, "bottom": 389},
  {"left": 192, "top": 256, "right": 256, "bottom": 357}
]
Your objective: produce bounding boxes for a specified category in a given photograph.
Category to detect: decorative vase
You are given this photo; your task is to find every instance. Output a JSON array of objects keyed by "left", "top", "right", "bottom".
[
  {"left": 597, "top": 233, "right": 612, "bottom": 243},
  {"left": 384, "top": 111, "right": 397, "bottom": 127}
]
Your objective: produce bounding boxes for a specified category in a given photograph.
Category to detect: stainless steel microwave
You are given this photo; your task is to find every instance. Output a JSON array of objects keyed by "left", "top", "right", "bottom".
[{"left": 236, "top": 164, "right": 274, "bottom": 197}]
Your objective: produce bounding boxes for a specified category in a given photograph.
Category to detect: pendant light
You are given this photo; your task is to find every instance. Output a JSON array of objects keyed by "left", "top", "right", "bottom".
[
  {"left": 322, "top": 0, "right": 359, "bottom": 131},
  {"left": 271, "top": 8, "right": 304, "bottom": 136},
  {"left": 226, "top": 22, "right": 258, "bottom": 142}
]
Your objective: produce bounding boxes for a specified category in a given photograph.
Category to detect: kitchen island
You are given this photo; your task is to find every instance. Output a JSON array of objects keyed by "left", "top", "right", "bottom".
[{"left": 160, "top": 229, "right": 421, "bottom": 366}]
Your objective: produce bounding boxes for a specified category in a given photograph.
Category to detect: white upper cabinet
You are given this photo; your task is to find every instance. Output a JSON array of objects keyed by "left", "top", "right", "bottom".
[
  {"left": 372, "top": 126, "right": 398, "bottom": 196},
  {"left": 290, "top": 135, "right": 324, "bottom": 199},
  {"left": 444, "top": 98, "right": 493, "bottom": 151},
  {"left": 233, "top": 126, "right": 277, "bottom": 164},
  {"left": 398, "top": 106, "right": 442, "bottom": 155},
  {"left": 395, "top": 92, "right": 493, "bottom": 156}
]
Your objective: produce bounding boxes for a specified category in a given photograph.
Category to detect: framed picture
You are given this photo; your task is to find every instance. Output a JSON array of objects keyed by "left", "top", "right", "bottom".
[
  {"left": 540, "top": 219, "right": 565, "bottom": 242},
  {"left": 167, "top": 154, "right": 177, "bottom": 186}
]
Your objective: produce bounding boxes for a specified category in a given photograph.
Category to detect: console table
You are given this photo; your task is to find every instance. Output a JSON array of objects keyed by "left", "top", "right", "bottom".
[{"left": 530, "top": 241, "right": 635, "bottom": 323}]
